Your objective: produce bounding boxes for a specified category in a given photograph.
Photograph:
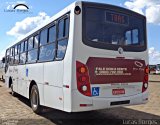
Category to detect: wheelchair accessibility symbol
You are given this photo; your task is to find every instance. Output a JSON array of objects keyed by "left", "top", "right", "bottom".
[{"left": 92, "top": 87, "right": 100, "bottom": 96}]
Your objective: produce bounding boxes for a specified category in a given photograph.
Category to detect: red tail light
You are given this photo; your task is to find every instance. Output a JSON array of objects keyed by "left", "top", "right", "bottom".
[
  {"left": 144, "top": 75, "right": 148, "bottom": 81},
  {"left": 76, "top": 61, "right": 91, "bottom": 96},
  {"left": 142, "top": 65, "right": 149, "bottom": 93},
  {"left": 145, "top": 65, "right": 149, "bottom": 74},
  {"left": 79, "top": 76, "right": 88, "bottom": 82},
  {"left": 78, "top": 66, "right": 87, "bottom": 74}
]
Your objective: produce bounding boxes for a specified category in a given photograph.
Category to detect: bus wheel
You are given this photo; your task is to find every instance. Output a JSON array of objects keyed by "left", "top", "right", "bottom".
[
  {"left": 30, "top": 85, "right": 42, "bottom": 114},
  {"left": 11, "top": 84, "right": 16, "bottom": 96}
]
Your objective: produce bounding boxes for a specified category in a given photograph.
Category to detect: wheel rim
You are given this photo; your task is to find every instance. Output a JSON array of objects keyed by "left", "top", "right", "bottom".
[{"left": 31, "top": 89, "right": 38, "bottom": 109}]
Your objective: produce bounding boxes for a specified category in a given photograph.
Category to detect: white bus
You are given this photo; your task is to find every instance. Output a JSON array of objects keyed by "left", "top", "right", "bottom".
[
  {"left": 4, "top": 1, "right": 149, "bottom": 114},
  {"left": 156, "top": 64, "right": 160, "bottom": 74},
  {"left": 149, "top": 64, "right": 160, "bottom": 74}
]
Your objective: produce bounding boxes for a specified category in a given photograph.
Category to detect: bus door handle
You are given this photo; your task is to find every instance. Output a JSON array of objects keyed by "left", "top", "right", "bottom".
[{"left": 44, "top": 82, "right": 49, "bottom": 85}]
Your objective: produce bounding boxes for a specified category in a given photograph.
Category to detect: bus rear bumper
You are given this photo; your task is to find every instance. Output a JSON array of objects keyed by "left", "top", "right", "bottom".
[
  {"left": 92, "top": 91, "right": 148, "bottom": 110},
  {"left": 72, "top": 90, "right": 148, "bottom": 112}
]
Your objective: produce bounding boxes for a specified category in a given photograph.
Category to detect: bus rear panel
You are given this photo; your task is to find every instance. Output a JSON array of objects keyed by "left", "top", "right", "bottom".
[{"left": 71, "top": 1, "right": 148, "bottom": 112}]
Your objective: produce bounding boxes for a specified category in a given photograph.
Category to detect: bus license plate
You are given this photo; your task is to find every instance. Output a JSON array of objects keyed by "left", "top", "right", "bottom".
[{"left": 112, "top": 89, "right": 125, "bottom": 95}]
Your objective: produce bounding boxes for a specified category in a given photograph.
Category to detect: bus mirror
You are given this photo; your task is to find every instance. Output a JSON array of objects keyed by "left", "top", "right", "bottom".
[{"left": 2, "top": 57, "right": 5, "bottom": 63}]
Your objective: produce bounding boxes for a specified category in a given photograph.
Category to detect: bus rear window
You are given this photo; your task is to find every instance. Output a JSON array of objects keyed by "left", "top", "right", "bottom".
[{"left": 82, "top": 5, "right": 146, "bottom": 52}]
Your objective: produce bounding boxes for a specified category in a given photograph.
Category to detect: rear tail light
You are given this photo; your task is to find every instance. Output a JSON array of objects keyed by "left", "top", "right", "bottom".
[
  {"left": 82, "top": 85, "right": 88, "bottom": 92},
  {"left": 78, "top": 66, "right": 86, "bottom": 74},
  {"left": 145, "top": 65, "right": 149, "bottom": 74},
  {"left": 76, "top": 61, "right": 91, "bottom": 96},
  {"left": 142, "top": 65, "right": 149, "bottom": 93},
  {"left": 144, "top": 83, "right": 148, "bottom": 88},
  {"left": 144, "top": 75, "right": 148, "bottom": 81},
  {"left": 79, "top": 76, "right": 88, "bottom": 82}
]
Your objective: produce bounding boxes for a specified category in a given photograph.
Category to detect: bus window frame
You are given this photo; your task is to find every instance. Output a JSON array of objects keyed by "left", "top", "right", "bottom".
[
  {"left": 5, "top": 12, "right": 70, "bottom": 66},
  {"left": 38, "top": 24, "right": 56, "bottom": 63},
  {"left": 55, "top": 15, "right": 70, "bottom": 61},
  {"left": 26, "top": 33, "right": 39, "bottom": 64},
  {"left": 82, "top": 2, "right": 147, "bottom": 52}
]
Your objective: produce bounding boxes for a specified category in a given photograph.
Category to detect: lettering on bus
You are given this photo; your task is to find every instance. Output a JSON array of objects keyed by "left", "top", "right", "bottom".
[
  {"left": 9, "top": 67, "right": 18, "bottom": 74},
  {"left": 106, "top": 11, "right": 129, "bottom": 25},
  {"left": 39, "top": 47, "right": 55, "bottom": 58},
  {"left": 94, "top": 67, "right": 131, "bottom": 76},
  {"left": 133, "top": 61, "right": 144, "bottom": 72}
]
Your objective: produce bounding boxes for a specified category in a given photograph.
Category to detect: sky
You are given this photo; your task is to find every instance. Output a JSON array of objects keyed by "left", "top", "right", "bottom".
[{"left": 0, "top": 0, "right": 160, "bottom": 64}]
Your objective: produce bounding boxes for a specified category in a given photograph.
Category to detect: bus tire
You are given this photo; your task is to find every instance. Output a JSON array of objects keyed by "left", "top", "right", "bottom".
[
  {"left": 2, "top": 75, "right": 3, "bottom": 81},
  {"left": 30, "top": 85, "right": 42, "bottom": 114},
  {"left": 11, "top": 83, "right": 17, "bottom": 96}
]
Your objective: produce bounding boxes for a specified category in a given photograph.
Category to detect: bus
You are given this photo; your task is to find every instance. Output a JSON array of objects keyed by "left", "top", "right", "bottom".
[
  {"left": 149, "top": 64, "right": 160, "bottom": 74},
  {"left": 156, "top": 64, "right": 160, "bottom": 74},
  {"left": 149, "top": 65, "right": 156, "bottom": 74},
  {"left": 4, "top": 1, "right": 149, "bottom": 114}
]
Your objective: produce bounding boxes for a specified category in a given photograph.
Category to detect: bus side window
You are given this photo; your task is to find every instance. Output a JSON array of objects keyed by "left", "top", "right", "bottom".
[
  {"left": 14, "top": 45, "right": 19, "bottom": 64},
  {"left": 6, "top": 49, "right": 10, "bottom": 57},
  {"left": 28, "top": 37, "right": 34, "bottom": 50},
  {"left": 27, "top": 49, "right": 38, "bottom": 63},
  {"left": 25, "top": 41, "right": 28, "bottom": 51},
  {"left": 27, "top": 36, "right": 38, "bottom": 63},
  {"left": 39, "top": 26, "right": 56, "bottom": 62},
  {"left": 21, "top": 42, "right": 24, "bottom": 53},
  {"left": 5, "top": 49, "right": 10, "bottom": 72},
  {"left": 57, "top": 17, "right": 69, "bottom": 60},
  {"left": 64, "top": 18, "right": 69, "bottom": 37},
  {"left": 8, "top": 48, "right": 11, "bottom": 64},
  {"left": 34, "top": 35, "right": 39, "bottom": 48},
  {"left": 20, "top": 41, "right": 26, "bottom": 64},
  {"left": 48, "top": 26, "right": 56, "bottom": 43},
  {"left": 58, "top": 20, "right": 64, "bottom": 39},
  {"left": 40, "top": 29, "right": 48, "bottom": 46},
  {"left": 9, "top": 47, "right": 14, "bottom": 65}
]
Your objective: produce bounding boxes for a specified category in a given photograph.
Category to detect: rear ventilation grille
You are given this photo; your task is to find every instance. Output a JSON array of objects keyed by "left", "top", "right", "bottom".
[{"left": 111, "top": 100, "right": 130, "bottom": 106}]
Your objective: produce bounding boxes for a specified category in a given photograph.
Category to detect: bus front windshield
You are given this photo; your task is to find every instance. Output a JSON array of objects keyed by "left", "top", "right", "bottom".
[{"left": 83, "top": 5, "right": 146, "bottom": 52}]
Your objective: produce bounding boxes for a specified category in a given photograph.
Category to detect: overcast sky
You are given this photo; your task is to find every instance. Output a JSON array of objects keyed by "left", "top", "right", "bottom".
[{"left": 0, "top": 0, "right": 160, "bottom": 64}]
